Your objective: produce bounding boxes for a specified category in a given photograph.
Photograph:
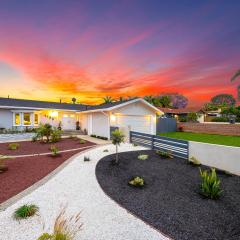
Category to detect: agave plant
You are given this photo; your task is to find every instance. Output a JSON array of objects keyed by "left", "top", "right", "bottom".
[{"left": 199, "top": 168, "right": 223, "bottom": 200}]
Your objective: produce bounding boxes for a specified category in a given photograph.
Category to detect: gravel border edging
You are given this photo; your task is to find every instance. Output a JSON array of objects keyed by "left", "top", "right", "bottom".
[{"left": 0, "top": 144, "right": 108, "bottom": 211}]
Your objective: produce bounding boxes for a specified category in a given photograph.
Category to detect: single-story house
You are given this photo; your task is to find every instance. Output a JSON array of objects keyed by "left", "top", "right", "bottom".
[
  {"left": 158, "top": 107, "right": 205, "bottom": 123},
  {"left": 0, "top": 97, "right": 162, "bottom": 139}
]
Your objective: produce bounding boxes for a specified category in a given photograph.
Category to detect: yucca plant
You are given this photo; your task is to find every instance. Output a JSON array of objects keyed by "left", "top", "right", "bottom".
[
  {"left": 13, "top": 204, "right": 39, "bottom": 220},
  {"left": 199, "top": 168, "right": 223, "bottom": 200},
  {"left": 37, "top": 208, "right": 83, "bottom": 240},
  {"left": 111, "top": 129, "right": 125, "bottom": 164},
  {"left": 50, "top": 145, "right": 59, "bottom": 157}
]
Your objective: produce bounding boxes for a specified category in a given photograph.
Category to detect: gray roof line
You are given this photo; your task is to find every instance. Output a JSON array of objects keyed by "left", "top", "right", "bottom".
[{"left": 0, "top": 97, "right": 137, "bottom": 111}]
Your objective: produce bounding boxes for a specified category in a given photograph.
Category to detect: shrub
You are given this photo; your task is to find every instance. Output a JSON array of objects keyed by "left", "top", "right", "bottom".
[
  {"left": 37, "top": 233, "right": 52, "bottom": 240},
  {"left": 90, "top": 134, "right": 96, "bottom": 138},
  {"left": 79, "top": 139, "right": 86, "bottom": 144},
  {"left": 129, "top": 176, "right": 145, "bottom": 187},
  {"left": 199, "top": 168, "right": 223, "bottom": 200},
  {"left": 156, "top": 150, "right": 173, "bottom": 158},
  {"left": 211, "top": 117, "right": 228, "bottom": 122},
  {"left": 35, "top": 123, "right": 52, "bottom": 142},
  {"left": 138, "top": 154, "right": 148, "bottom": 160},
  {"left": 84, "top": 156, "right": 90, "bottom": 161},
  {"left": 103, "top": 149, "right": 109, "bottom": 152},
  {"left": 37, "top": 208, "right": 83, "bottom": 240},
  {"left": 32, "top": 135, "right": 38, "bottom": 142},
  {"left": 132, "top": 143, "right": 138, "bottom": 147},
  {"left": 50, "top": 145, "right": 59, "bottom": 157},
  {"left": 111, "top": 129, "right": 125, "bottom": 164},
  {"left": 8, "top": 143, "right": 20, "bottom": 150},
  {"left": 187, "top": 112, "right": 198, "bottom": 122},
  {"left": 0, "top": 155, "right": 8, "bottom": 173},
  {"left": 178, "top": 126, "right": 184, "bottom": 132},
  {"left": 50, "top": 128, "right": 62, "bottom": 143},
  {"left": 178, "top": 116, "right": 187, "bottom": 122},
  {"left": 189, "top": 156, "right": 201, "bottom": 166},
  {"left": 13, "top": 204, "right": 39, "bottom": 220}
]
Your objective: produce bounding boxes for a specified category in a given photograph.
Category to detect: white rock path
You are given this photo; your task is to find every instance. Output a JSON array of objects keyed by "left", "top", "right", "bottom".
[{"left": 0, "top": 143, "right": 170, "bottom": 240}]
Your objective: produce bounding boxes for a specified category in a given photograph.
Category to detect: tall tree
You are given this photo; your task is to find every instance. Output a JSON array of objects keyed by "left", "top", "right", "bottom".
[
  {"left": 230, "top": 69, "right": 240, "bottom": 82},
  {"left": 211, "top": 94, "right": 236, "bottom": 107},
  {"left": 72, "top": 97, "right": 76, "bottom": 104},
  {"left": 144, "top": 95, "right": 155, "bottom": 105},
  {"left": 158, "top": 96, "right": 171, "bottom": 108},
  {"left": 103, "top": 96, "right": 114, "bottom": 104},
  {"left": 167, "top": 94, "right": 188, "bottom": 109},
  {"left": 230, "top": 69, "right": 240, "bottom": 100}
]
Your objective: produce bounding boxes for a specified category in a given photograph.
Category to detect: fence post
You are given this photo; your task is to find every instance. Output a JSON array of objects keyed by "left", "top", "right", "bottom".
[
  {"left": 151, "top": 134, "right": 154, "bottom": 150},
  {"left": 129, "top": 131, "right": 132, "bottom": 143}
]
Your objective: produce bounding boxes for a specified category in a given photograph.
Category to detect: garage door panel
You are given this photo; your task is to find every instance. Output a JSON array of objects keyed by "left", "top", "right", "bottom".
[{"left": 116, "top": 115, "right": 151, "bottom": 134}]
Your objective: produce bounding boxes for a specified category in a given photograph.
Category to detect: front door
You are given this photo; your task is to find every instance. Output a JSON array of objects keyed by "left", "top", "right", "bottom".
[{"left": 62, "top": 114, "right": 76, "bottom": 130}]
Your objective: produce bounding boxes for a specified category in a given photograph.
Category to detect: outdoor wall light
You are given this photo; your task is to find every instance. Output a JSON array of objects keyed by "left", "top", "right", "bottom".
[
  {"left": 49, "top": 111, "right": 58, "bottom": 118},
  {"left": 110, "top": 114, "right": 116, "bottom": 122}
]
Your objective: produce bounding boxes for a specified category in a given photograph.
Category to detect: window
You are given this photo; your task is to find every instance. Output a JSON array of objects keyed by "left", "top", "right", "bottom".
[
  {"left": 15, "top": 113, "right": 21, "bottom": 125},
  {"left": 34, "top": 114, "right": 39, "bottom": 125},
  {"left": 23, "top": 113, "right": 31, "bottom": 125}
]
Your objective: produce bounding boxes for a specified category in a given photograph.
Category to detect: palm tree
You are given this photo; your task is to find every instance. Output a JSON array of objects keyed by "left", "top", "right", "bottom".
[
  {"left": 230, "top": 69, "right": 240, "bottom": 82},
  {"left": 119, "top": 96, "right": 125, "bottom": 102},
  {"left": 230, "top": 69, "right": 240, "bottom": 100},
  {"left": 103, "top": 96, "right": 114, "bottom": 104},
  {"left": 72, "top": 97, "right": 77, "bottom": 104},
  {"left": 144, "top": 95, "right": 155, "bottom": 105}
]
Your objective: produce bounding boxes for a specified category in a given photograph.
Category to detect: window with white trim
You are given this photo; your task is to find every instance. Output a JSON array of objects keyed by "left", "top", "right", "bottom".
[
  {"left": 14, "top": 113, "right": 21, "bottom": 126},
  {"left": 23, "top": 113, "right": 31, "bottom": 125}
]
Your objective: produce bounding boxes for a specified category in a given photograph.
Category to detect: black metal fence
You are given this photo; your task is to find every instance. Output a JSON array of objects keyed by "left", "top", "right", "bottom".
[
  {"left": 157, "top": 117, "right": 177, "bottom": 133},
  {"left": 130, "top": 131, "right": 189, "bottom": 159}
]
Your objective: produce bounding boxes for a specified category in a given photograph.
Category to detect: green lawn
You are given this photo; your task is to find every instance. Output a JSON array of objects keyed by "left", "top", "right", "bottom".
[{"left": 158, "top": 132, "right": 240, "bottom": 147}]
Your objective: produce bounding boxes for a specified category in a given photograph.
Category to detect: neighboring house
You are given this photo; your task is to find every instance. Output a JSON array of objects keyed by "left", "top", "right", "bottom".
[
  {"left": 158, "top": 107, "right": 205, "bottom": 123},
  {"left": 0, "top": 97, "right": 162, "bottom": 139}
]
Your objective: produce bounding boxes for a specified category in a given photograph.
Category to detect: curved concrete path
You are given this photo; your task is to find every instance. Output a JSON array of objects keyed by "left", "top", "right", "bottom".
[{"left": 0, "top": 144, "right": 170, "bottom": 240}]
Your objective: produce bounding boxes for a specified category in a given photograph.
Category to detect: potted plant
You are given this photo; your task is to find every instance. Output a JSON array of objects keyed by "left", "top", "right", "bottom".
[{"left": 76, "top": 121, "right": 80, "bottom": 130}]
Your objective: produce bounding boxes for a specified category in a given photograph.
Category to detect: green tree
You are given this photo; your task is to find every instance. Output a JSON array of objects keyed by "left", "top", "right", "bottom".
[
  {"left": 187, "top": 112, "right": 198, "bottom": 122},
  {"left": 111, "top": 129, "right": 125, "bottom": 164},
  {"left": 211, "top": 94, "right": 236, "bottom": 107},
  {"left": 158, "top": 96, "right": 171, "bottom": 108},
  {"left": 144, "top": 95, "right": 155, "bottom": 105},
  {"left": 103, "top": 96, "right": 114, "bottom": 103}
]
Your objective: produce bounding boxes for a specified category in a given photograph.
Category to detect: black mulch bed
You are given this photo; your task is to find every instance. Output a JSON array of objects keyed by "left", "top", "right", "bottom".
[{"left": 95, "top": 150, "right": 240, "bottom": 240}]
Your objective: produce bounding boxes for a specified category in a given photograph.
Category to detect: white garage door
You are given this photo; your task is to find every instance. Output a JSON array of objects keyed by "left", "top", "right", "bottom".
[{"left": 116, "top": 115, "right": 151, "bottom": 134}]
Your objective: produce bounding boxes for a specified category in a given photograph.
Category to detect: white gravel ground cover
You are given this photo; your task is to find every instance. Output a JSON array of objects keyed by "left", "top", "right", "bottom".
[{"left": 0, "top": 143, "right": 169, "bottom": 240}]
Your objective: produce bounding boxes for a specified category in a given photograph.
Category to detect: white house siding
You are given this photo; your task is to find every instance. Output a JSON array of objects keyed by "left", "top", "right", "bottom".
[
  {"left": 0, "top": 110, "right": 13, "bottom": 129},
  {"left": 79, "top": 113, "right": 88, "bottom": 132},
  {"left": 110, "top": 101, "right": 157, "bottom": 135},
  {"left": 91, "top": 112, "right": 109, "bottom": 138}
]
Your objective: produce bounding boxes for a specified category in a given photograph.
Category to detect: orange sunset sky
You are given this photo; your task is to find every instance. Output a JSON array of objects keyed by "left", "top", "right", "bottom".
[{"left": 0, "top": 0, "right": 239, "bottom": 106}]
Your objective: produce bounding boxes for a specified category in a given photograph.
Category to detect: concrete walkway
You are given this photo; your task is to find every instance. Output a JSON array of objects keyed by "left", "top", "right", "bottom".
[{"left": 0, "top": 144, "right": 169, "bottom": 240}]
